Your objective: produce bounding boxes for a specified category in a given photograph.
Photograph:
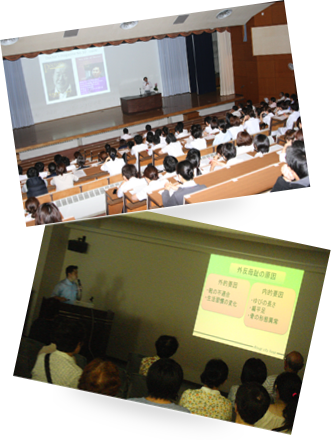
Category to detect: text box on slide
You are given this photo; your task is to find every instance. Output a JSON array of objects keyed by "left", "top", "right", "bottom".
[{"left": 193, "top": 254, "right": 304, "bottom": 359}]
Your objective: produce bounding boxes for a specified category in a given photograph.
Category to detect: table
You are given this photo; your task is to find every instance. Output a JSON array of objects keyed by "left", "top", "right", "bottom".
[{"left": 120, "top": 92, "right": 163, "bottom": 114}]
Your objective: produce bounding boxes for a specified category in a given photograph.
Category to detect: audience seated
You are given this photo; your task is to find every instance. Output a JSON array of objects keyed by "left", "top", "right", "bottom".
[
  {"left": 159, "top": 133, "right": 184, "bottom": 157},
  {"left": 243, "top": 109, "right": 261, "bottom": 135},
  {"left": 117, "top": 164, "right": 146, "bottom": 199},
  {"left": 120, "top": 127, "right": 133, "bottom": 141},
  {"left": 76, "top": 153, "right": 90, "bottom": 170},
  {"left": 78, "top": 358, "right": 121, "bottom": 397},
  {"left": 235, "top": 131, "right": 254, "bottom": 155},
  {"left": 129, "top": 358, "right": 190, "bottom": 413},
  {"left": 46, "top": 162, "right": 57, "bottom": 178},
  {"left": 186, "top": 148, "right": 203, "bottom": 177},
  {"left": 135, "top": 165, "right": 168, "bottom": 201},
  {"left": 100, "top": 147, "right": 126, "bottom": 176},
  {"left": 31, "top": 317, "right": 86, "bottom": 388},
  {"left": 271, "top": 141, "right": 309, "bottom": 192},
  {"left": 228, "top": 358, "right": 267, "bottom": 407},
  {"left": 185, "top": 124, "right": 207, "bottom": 150},
  {"left": 209, "top": 143, "right": 237, "bottom": 171},
  {"left": 21, "top": 167, "right": 48, "bottom": 198},
  {"left": 139, "top": 335, "right": 179, "bottom": 376},
  {"left": 162, "top": 160, "right": 207, "bottom": 207},
  {"left": 50, "top": 162, "right": 79, "bottom": 192},
  {"left": 179, "top": 358, "right": 233, "bottom": 421},
  {"left": 253, "top": 134, "right": 270, "bottom": 157},
  {"left": 254, "top": 372, "right": 302, "bottom": 433},
  {"left": 35, "top": 202, "right": 62, "bottom": 225},
  {"left": 131, "top": 134, "right": 149, "bottom": 169},
  {"left": 174, "top": 121, "right": 188, "bottom": 139},
  {"left": 161, "top": 156, "right": 178, "bottom": 178},
  {"left": 24, "top": 196, "right": 40, "bottom": 222},
  {"left": 235, "top": 382, "right": 270, "bottom": 427},
  {"left": 227, "top": 115, "right": 244, "bottom": 140},
  {"left": 212, "top": 119, "right": 233, "bottom": 146}
]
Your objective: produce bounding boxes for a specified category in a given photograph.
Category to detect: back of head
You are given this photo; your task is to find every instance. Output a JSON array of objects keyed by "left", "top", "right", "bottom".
[
  {"left": 61, "top": 156, "right": 70, "bottom": 167},
  {"left": 253, "top": 134, "right": 270, "bottom": 153},
  {"left": 285, "top": 351, "right": 304, "bottom": 373},
  {"left": 240, "top": 358, "right": 267, "bottom": 385},
  {"left": 218, "top": 119, "right": 228, "bottom": 133},
  {"left": 78, "top": 358, "right": 121, "bottom": 397},
  {"left": 54, "top": 154, "right": 62, "bottom": 165},
  {"left": 146, "top": 132, "right": 154, "bottom": 144},
  {"left": 286, "top": 141, "right": 308, "bottom": 179},
  {"left": 98, "top": 151, "right": 108, "bottom": 162},
  {"left": 123, "top": 128, "right": 129, "bottom": 134},
  {"left": 235, "top": 382, "right": 270, "bottom": 425},
  {"left": 105, "top": 144, "right": 111, "bottom": 154},
  {"left": 166, "top": 133, "right": 177, "bottom": 144},
  {"left": 186, "top": 152, "right": 201, "bottom": 175},
  {"left": 56, "top": 162, "right": 67, "bottom": 176},
  {"left": 27, "top": 167, "right": 38, "bottom": 179},
  {"left": 175, "top": 122, "right": 184, "bottom": 133},
  {"left": 122, "top": 164, "right": 137, "bottom": 180},
  {"left": 52, "top": 317, "right": 86, "bottom": 353},
  {"left": 211, "top": 116, "right": 219, "bottom": 129},
  {"left": 274, "top": 372, "right": 302, "bottom": 432},
  {"left": 144, "top": 164, "right": 159, "bottom": 181},
  {"left": 237, "top": 131, "right": 253, "bottom": 147},
  {"left": 217, "top": 143, "right": 236, "bottom": 161},
  {"left": 155, "top": 335, "right": 179, "bottom": 358},
  {"left": 146, "top": 358, "right": 183, "bottom": 401},
  {"left": 109, "top": 147, "right": 117, "bottom": 161},
  {"left": 48, "top": 162, "right": 57, "bottom": 174},
  {"left": 25, "top": 197, "right": 40, "bottom": 218},
  {"left": 200, "top": 358, "right": 228, "bottom": 388},
  {"left": 176, "top": 160, "right": 194, "bottom": 181},
  {"left": 152, "top": 134, "right": 161, "bottom": 145},
  {"left": 35, "top": 161, "right": 44, "bottom": 173},
  {"left": 163, "top": 156, "right": 178, "bottom": 173},
  {"left": 77, "top": 153, "right": 86, "bottom": 168},
  {"left": 191, "top": 124, "right": 202, "bottom": 139},
  {"left": 134, "top": 134, "right": 143, "bottom": 145},
  {"left": 35, "top": 202, "right": 62, "bottom": 225},
  {"left": 145, "top": 124, "right": 152, "bottom": 132}
]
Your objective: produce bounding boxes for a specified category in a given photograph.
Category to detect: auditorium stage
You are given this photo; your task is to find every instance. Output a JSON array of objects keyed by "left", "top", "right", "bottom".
[{"left": 14, "top": 91, "right": 243, "bottom": 155}]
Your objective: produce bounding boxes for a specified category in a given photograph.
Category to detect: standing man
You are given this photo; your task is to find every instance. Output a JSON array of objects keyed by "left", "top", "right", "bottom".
[
  {"left": 50, "top": 265, "right": 82, "bottom": 304},
  {"left": 142, "top": 76, "right": 153, "bottom": 92}
]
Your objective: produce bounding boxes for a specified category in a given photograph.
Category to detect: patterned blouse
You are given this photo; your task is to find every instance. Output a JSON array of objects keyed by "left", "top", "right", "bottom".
[
  {"left": 179, "top": 386, "right": 233, "bottom": 421},
  {"left": 139, "top": 356, "right": 160, "bottom": 376}
]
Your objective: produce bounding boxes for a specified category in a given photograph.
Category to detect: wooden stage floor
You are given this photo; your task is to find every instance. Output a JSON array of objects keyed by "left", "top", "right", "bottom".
[{"left": 14, "top": 91, "right": 243, "bottom": 153}]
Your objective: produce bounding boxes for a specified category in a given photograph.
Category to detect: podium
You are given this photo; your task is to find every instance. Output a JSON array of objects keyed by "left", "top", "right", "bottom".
[
  {"left": 40, "top": 298, "right": 114, "bottom": 362},
  {"left": 120, "top": 92, "right": 162, "bottom": 114}
]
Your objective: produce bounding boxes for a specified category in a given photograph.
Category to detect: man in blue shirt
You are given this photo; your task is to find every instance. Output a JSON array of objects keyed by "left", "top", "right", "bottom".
[{"left": 50, "top": 265, "right": 81, "bottom": 304}]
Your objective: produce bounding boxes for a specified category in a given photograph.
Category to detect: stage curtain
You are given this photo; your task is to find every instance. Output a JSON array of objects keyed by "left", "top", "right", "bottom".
[
  {"left": 157, "top": 36, "right": 190, "bottom": 97},
  {"left": 3, "top": 59, "right": 34, "bottom": 129},
  {"left": 217, "top": 30, "right": 235, "bottom": 96}
]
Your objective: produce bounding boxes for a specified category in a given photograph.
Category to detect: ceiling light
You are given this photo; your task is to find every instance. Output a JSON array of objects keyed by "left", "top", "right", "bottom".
[
  {"left": 1, "top": 38, "right": 19, "bottom": 46},
  {"left": 120, "top": 21, "right": 138, "bottom": 30},
  {"left": 216, "top": 9, "right": 233, "bottom": 20}
]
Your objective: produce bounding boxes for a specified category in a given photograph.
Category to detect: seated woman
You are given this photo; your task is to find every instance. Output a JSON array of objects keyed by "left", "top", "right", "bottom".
[
  {"left": 25, "top": 196, "right": 40, "bottom": 222},
  {"left": 243, "top": 109, "right": 261, "bottom": 135},
  {"left": 116, "top": 164, "right": 146, "bottom": 199},
  {"left": 253, "top": 134, "right": 270, "bottom": 157},
  {"left": 139, "top": 335, "right": 179, "bottom": 376},
  {"left": 35, "top": 202, "right": 62, "bottom": 225},
  {"left": 179, "top": 359, "right": 233, "bottom": 421},
  {"left": 235, "top": 131, "right": 254, "bottom": 156},
  {"left": 135, "top": 165, "right": 168, "bottom": 201},
  {"left": 100, "top": 147, "right": 126, "bottom": 176},
  {"left": 158, "top": 133, "right": 184, "bottom": 158},
  {"left": 186, "top": 149, "right": 202, "bottom": 177},
  {"left": 50, "top": 162, "right": 79, "bottom": 192},
  {"left": 162, "top": 160, "right": 207, "bottom": 207},
  {"left": 129, "top": 358, "right": 190, "bottom": 413},
  {"left": 78, "top": 358, "right": 121, "bottom": 397},
  {"left": 254, "top": 372, "right": 302, "bottom": 434},
  {"left": 185, "top": 124, "right": 207, "bottom": 150},
  {"left": 228, "top": 358, "right": 267, "bottom": 408},
  {"left": 209, "top": 143, "right": 237, "bottom": 172},
  {"left": 203, "top": 116, "right": 219, "bottom": 136},
  {"left": 228, "top": 115, "right": 244, "bottom": 140},
  {"left": 213, "top": 119, "right": 233, "bottom": 147},
  {"left": 174, "top": 121, "right": 188, "bottom": 139}
]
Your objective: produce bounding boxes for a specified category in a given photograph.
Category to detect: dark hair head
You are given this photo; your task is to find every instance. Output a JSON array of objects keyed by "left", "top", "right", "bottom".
[
  {"left": 78, "top": 358, "right": 121, "bottom": 397},
  {"left": 295, "top": 129, "right": 303, "bottom": 142},
  {"left": 166, "top": 133, "right": 177, "bottom": 144},
  {"left": 152, "top": 134, "right": 161, "bottom": 145},
  {"left": 204, "top": 116, "right": 212, "bottom": 125},
  {"left": 48, "top": 162, "right": 57, "bottom": 174},
  {"left": 144, "top": 164, "right": 159, "bottom": 181},
  {"left": 146, "top": 358, "right": 183, "bottom": 401},
  {"left": 229, "top": 115, "right": 241, "bottom": 127},
  {"left": 284, "top": 129, "right": 296, "bottom": 142},
  {"left": 175, "top": 122, "right": 184, "bottom": 133},
  {"left": 274, "top": 372, "right": 302, "bottom": 431},
  {"left": 155, "top": 335, "right": 179, "bottom": 358},
  {"left": 286, "top": 141, "right": 308, "bottom": 179},
  {"left": 145, "top": 124, "right": 152, "bottom": 131},
  {"left": 211, "top": 116, "right": 219, "bottom": 129},
  {"left": 18, "top": 165, "right": 23, "bottom": 175},
  {"left": 253, "top": 134, "right": 270, "bottom": 153},
  {"left": 235, "top": 382, "right": 270, "bottom": 425},
  {"left": 34, "top": 162, "right": 44, "bottom": 173},
  {"left": 35, "top": 202, "right": 62, "bottom": 225},
  {"left": 285, "top": 351, "right": 304, "bottom": 373},
  {"left": 77, "top": 153, "right": 86, "bottom": 168},
  {"left": 191, "top": 124, "right": 202, "bottom": 139},
  {"left": 186, "top": 152, "right": 201, "bottom": 176},
  {"left": 127, "top": 140, "right": 135, "bottom": 150},
  {"left": 121, "top": 164, "right": 137, "bottom": 180},
  {"left": 146, "top": 132, "right": 154, "bottom": 144},
  {"left": 25, "top": 197, "right": 40, "bottom": 218},
  {"left": 73, "top": 151, "right": 81, "bottom": 159},
  {"left": 98, "top": 151, "right": 108, "bottom": 162},
  {"left": 56, "top": 162, "right": 67, "bottom": 176},
  {"left": 240, "top": 358, "right": 267, "bottom": 385},
  {"left": 52, "top": 317, "right": 86, "bottom": 353},
  {"left": 163, "top": 156, "right": 178, "bottom": 173},
  {"left": 237, "top": 131, "right": 253, "bottom": 147},
  {"left": 162, "top": 126, "right": 169, "bottom": 136},
  {"left": 123, "top": 128, "right": 129, "bottom": 134},
  {"left": 54, "top": 154, "right": 62, "bottom": 165},
  {"left": 200, "top": 359, "right": 229, "bottom": 388},
  {"left": 216, "top": 143, "right": 236, "bottom": 161},
  {"left": 27, "top": 167, "right": 38, "bottom": 178},
  {"left": 218, "top": 119, "right": 228, "bottom": 133},
  {"left": 134, "top": 134, "right": 143, "bottom": 145},
  {"left": 66, "top": 265, "right": 78, "bottom": 277},
  {"left": 105, "top": 144, "right": 111, "bottom": 154},
  {"left": 109, "top": 147, "right": 117, "bottom": 161},
  {"left": 176, "top": 160, "right": 194, "bottom": 181},
  {"left": 61, "top": 156, "right": 70, "bottom": 167}
]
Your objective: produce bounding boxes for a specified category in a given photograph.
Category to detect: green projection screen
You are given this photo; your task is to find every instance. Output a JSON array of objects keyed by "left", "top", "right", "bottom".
[{"left": 193, "top": 254, "right": 304, "bottom": 359}]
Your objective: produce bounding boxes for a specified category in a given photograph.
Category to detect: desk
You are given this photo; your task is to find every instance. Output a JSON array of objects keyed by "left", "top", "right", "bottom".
[{"left": 121, "top": 93, "right": 162, "bottom": 114}]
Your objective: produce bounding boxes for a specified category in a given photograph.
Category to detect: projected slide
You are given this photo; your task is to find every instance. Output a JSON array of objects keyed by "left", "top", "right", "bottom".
[
  {"left": 193, "top": 254, "right": 304, "bottom": 359},
  {"left": 39, "top": 47, "right": 110, "bottom": 104}
]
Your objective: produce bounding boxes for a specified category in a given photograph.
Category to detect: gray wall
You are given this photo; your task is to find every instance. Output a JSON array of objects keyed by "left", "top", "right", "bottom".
[{"left": 28, "top": 215, "right": 329, "bottom": 392}]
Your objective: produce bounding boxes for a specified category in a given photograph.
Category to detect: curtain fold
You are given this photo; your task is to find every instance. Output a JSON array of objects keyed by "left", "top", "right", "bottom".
[
  {"left": 217, "top": 31, "right": 235, "bottom": 96},
  {"left": 157, "top": 36, "right": 190, "bottom": 97},
  {"left": 3, "top": 59, "right": 34, "bottom": 129}
]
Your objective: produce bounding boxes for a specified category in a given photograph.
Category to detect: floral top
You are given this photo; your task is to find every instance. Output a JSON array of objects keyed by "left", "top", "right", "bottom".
[
  {"left": 139, "top": 356, "right": 160, "bottom": 376},
  {"left": 179, "top": 386, "right": 233, "bottom": 421}
]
